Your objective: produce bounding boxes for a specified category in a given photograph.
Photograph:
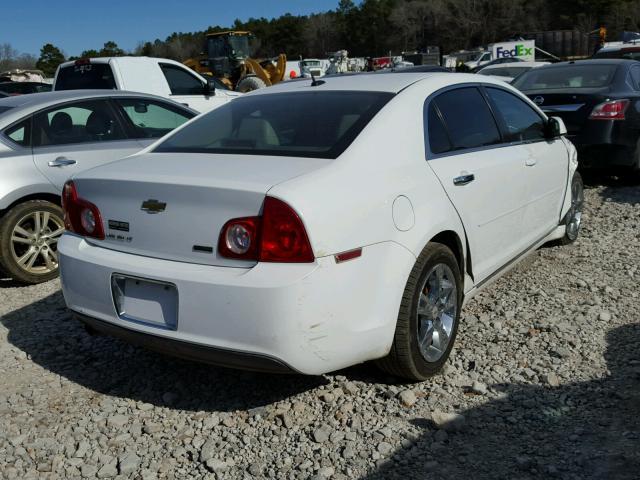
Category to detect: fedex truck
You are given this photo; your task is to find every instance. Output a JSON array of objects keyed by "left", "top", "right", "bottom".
[{"left": 464, "top": 40, "right": 536, "bottom": 69}]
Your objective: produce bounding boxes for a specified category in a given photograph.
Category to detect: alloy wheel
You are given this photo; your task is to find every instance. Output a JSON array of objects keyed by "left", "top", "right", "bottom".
[
  {"left": 566, "top": 176, "right": 584, "bottom": 241},
  {"left": 10, "top": 210, "right": 65, "bottom": 275},
  {"left": 416, "top": 263, "right": 458, "bottom": 362}
]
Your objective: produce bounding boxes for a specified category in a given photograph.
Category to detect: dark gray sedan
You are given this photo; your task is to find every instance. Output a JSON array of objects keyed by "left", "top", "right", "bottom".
[{"left": 0, "top": 90, "right": 196, "bottom": 284}]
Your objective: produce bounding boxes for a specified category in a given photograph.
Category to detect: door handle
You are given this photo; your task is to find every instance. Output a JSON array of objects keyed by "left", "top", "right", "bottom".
[
  {"left": 453, "top": 173, "right": 475, "bottom": 186},
  {"left": 48, "top": 157, "right": 77, "bottom": 167},
  {"left": 525, "top": 157, "right": 537, "bottom": 167}
]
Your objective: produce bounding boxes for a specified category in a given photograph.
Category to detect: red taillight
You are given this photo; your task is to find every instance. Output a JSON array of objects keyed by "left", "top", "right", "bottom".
[
  {"left": 74, "top": 58, "right": 91, "bottom": 66},
  {"left": 589, "top": 99, "right": 630, "bottom": 120},
  {"left": 62, "top": 181, "right": 105, "bottom": 240},
  {"left": 218, "top": 197, "right": 314, "bottom": 263},
  {"left": 260, "top": 197, "right": 313, "bottom": 263}
]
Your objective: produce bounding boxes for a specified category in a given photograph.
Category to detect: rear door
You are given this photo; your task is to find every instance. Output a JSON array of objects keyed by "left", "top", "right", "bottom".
[
  {"left": 31, "top": 99, "right": 142, "bottom": 190},
  {"left": 425, "top": 86, "right": 531, "bottom": 282},
  {"left": 484, "top": 86, "right": 568, "bottom": 243},
  {"left": 158, "top": 63, "right": 229, "bottom": 113}
]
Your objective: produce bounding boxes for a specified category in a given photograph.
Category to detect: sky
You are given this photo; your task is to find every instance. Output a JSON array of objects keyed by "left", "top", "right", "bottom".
[{"left": 3, "top": 0, "right": 341, "bottom": 57}]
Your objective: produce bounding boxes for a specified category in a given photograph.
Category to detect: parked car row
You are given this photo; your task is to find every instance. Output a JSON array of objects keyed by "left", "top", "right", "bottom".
[{"left": 0, "top": 55, "right": 634, "bottom": 381}]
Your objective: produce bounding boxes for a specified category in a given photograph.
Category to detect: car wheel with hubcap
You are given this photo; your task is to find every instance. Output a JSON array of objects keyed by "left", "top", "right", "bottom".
[
  {"left": 559, "top": 171, "right": 584, "bottom": 245},
  {"left": 377, "top": 243, "right": 462, "bottom": 381},
  {"left": 0, "top": 200, "right": 65, "bottom": 284}
]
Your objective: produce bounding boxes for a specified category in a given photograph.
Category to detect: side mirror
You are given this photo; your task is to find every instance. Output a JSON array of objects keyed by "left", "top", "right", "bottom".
[
  {"left": 547, "top": 116, "right": 567, "bottom": 138},
  {"left": 203, "top": 77, "right": 216, "bottom": 96}
]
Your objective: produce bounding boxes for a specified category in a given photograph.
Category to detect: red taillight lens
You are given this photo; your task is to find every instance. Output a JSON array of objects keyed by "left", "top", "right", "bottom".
[
  {"left": 218, "top": 197, "right": 314, "bottom": 263},
  {"left": 589, "top": 99, "right": 630, "bottom": 120},
  {"left": 260, "top": 197, "right": 313, "bottom": 263},
  {"left": 62, "top": 180, "right": 105, "bottom": 239}
]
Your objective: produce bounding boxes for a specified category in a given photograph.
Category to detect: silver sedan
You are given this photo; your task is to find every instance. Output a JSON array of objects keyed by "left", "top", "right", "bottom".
[{"left": 0, "top": 90, "right": 196, "bottom": 284}]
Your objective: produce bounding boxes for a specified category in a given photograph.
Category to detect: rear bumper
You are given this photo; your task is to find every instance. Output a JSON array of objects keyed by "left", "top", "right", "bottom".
[
  {"left": 58, "top": 234, "right": 415, "bottom": 375},
  {"left": 563, "top": 120, "right": 639, "bottom": 168},
  {"left": 76, "top": 312, "right": 296, "bottom": 373},
  {"left": 575, "top": 144, "right": 638, "bottom": 169}
]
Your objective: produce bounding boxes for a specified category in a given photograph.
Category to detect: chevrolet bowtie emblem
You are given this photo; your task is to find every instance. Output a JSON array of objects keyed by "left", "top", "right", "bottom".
[{"left": 141, "top": 199, "right": 167, "bottom": 214}]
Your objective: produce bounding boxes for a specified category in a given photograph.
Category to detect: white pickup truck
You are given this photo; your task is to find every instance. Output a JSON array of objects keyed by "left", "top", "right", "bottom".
[{"left": 53, "top": 57, "right": 241, "bottom": 113}]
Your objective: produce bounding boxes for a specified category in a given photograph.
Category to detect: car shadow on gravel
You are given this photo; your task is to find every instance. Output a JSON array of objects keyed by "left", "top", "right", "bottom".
[
  {"left": 362, "top": 323, "right": 640, "bottom": 480},
  {"left": 581, "top": 170, "right": 640, "bottom": 206},
  {"left": 0, "top": 291, "right": 328, "bottom": 412}
]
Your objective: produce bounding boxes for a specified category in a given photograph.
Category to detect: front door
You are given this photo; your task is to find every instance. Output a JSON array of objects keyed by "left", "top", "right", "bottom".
[
  {"left": 484, "top": 86, "right": 569, "bottom": 243},
  {"left": 159, "top": 63, "right": 229, "bottom": 113}
]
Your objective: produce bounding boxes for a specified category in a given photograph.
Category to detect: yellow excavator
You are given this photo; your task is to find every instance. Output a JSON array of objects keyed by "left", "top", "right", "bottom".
[{"left": 184, "top": 31, "right": 287, "bottom": 92}]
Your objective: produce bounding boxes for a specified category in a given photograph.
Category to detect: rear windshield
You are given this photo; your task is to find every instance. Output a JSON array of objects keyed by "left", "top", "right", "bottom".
[
  {"left": 594, "top": 48, "right": 640, "bottom": 61},
  {"left": 154, "top": 91, "right": 393, "bottom": 159},
  {"left": 55, "top": 63, "right": 117, "bottom": 90},
  {"left": 513, "top": 65, "right": 617, "bottom": 90}
]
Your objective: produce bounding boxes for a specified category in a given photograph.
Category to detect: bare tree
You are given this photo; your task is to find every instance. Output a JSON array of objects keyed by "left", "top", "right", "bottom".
[{"left": 0, "top": 43, "right": 37, "bottom": 71}]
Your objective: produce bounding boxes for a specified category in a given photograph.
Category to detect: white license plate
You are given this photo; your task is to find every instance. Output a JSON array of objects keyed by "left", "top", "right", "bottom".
[{"left": 111, "top": 275, "right": 178, "bottom": 330}]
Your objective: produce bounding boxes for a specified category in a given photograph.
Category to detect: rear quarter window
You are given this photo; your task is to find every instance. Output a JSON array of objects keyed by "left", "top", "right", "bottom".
[{"left": 55, "top": 63, "right": 117, "bottom": 90}]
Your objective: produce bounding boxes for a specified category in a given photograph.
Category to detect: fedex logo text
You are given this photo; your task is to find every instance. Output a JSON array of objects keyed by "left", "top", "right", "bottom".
[{"left": 496, "top": 44, "right": 533, "bottom": 58}]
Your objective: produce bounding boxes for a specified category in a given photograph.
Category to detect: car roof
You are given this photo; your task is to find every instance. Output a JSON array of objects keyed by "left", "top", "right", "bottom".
[
  {"left": 539, "top": 58, "right": 639, "bottom": 68},
  {"left": 481, "top": 61, "right": 548, "bottom": 70},
  {"left": 251, "top": 72, "right": 457, "bottom": 95},
  {"left": 597, "top": 43, "right": 640, "bottom": 52},
  {"left": 0, "top": 90, "right": 196, "bottom": 125},
  {"left": 58, "top": 56, "right": 182, "bottom": 68}
]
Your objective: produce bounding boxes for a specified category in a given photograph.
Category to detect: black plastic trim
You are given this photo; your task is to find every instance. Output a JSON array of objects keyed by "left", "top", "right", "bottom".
[{"left": 74, "top": 312, "right": 298, "bottom": 374}]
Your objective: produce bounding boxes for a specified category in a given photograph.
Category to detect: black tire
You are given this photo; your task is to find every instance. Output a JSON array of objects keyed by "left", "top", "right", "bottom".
[
  {"left": 0, "top": 200, "right": 64, "bottom": 284},
  {"left": 376, "top": 243, "right": 463, "bottom": 381},
  {"left": 559, "top": 171, "right": 584, "bottom": 245},
  {"left": 236, "top": 76, "right": 267, "bottom": 93}
]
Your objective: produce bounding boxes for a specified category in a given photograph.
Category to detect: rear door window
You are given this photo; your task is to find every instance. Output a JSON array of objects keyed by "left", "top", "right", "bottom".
[
  {"left": 431, "top": 87, "right": 501, "bottom": 151},
  {"left": 33, "top": 99, "right": 125, "bottom": 147},
  {"left": 486, "top": 87, "right": 546, "bottom": 142},
  {"left": 115, "top": 98, "right": 195, "bottom": 138},
  {"left": 159, "top": 64, "right": 205, "bottom": 95},
  {"left": 55, "top": 63, "right": 117, "bottom": 90}
]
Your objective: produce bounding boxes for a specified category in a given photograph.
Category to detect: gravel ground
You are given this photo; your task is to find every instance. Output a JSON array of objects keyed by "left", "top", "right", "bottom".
[{"left": 0, "top": 180, "right": 638, "bottom": 480}]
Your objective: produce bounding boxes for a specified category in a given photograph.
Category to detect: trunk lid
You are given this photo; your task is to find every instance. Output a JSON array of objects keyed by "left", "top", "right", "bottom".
[
  {"left": 74, "top": 152, "right": 330, "bottom": 267},
  {"left": 523, "top": 88, "right": 610, "bottom": 134}
]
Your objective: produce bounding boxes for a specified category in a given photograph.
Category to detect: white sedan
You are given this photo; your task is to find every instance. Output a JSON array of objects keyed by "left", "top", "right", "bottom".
[{"left": 58, "top": 73, "right": 583, "bottom": 380}]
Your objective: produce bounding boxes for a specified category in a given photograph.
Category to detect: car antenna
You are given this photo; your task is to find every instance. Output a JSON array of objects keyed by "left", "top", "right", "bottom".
[{"left": 310, "top": 72, "right": 324, "bottom": 87}]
